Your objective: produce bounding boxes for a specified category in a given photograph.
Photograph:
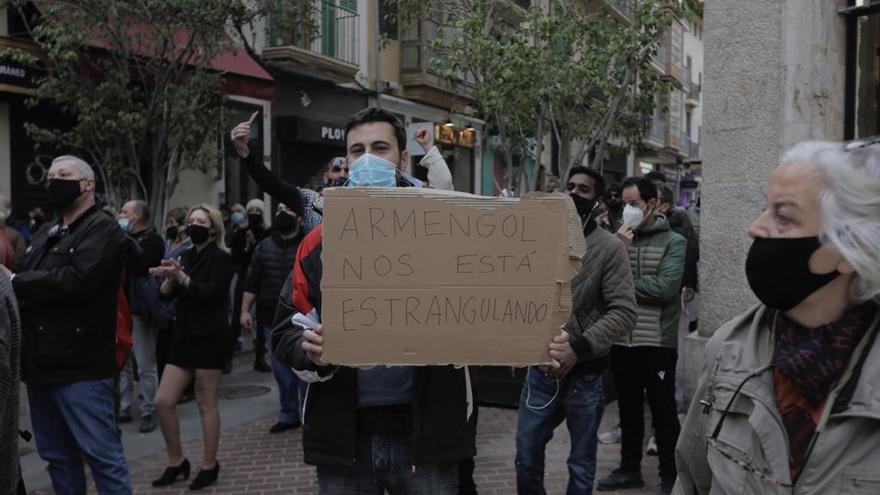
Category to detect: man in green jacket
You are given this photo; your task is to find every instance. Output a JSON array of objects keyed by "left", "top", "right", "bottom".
[{"left": 597, "top": 176, "right": 686, "bottom": 495}]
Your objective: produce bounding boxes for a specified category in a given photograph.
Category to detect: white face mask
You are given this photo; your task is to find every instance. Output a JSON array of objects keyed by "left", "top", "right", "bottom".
[{"left": 622, "top": 204, "right": 645, "bottom": 228}]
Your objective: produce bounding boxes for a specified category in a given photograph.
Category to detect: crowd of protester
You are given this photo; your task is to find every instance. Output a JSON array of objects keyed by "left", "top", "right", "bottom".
[{"left": 1, "top": 107, "right": 877, "bottom": 495}]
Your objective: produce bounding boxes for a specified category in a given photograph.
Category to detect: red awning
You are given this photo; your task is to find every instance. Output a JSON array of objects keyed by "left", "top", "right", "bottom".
[{"left": 33, "top": 2, "right": 274, "bottom": 100}]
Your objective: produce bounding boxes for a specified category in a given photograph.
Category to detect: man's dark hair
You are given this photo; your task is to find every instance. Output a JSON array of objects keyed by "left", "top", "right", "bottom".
[
  {"left": 659, "top": 185, "right": 674, "bottom": 206},
  {"left": 645, "top": 171, "right": 666, "bottom": 183},
  {"left": 622, "top": 176, "right": 658, "bottom": 202},
  {"left": 567, "top": 165, "right": 606, "bottom": 198},
  {"left": 604, "top": 182, "right": 621, "bottom": 199},
  {"left": 345, "top": 107, "right": 407, "bottom": 153}
]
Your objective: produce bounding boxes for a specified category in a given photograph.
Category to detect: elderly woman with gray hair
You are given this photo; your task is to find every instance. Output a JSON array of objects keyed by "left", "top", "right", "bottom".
[{"left": 674, "top": 140, "right": 880, "bottom": 494}]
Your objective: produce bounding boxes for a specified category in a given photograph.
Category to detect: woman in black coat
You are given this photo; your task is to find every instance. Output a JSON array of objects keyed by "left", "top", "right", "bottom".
[{"left": 149, "top": 204, "right": 233, "bottom": 491}]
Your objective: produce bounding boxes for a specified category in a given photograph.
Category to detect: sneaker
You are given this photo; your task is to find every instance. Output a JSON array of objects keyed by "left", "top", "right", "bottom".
[
  {"left": 646, "top": 435, "right": 658, "bottom": 456},
  {"left": 139, "top": 414, "right": 158, "bottom": 433},
  {"left": 598, "top": 427, "right": 621, "bottom": 444},
  {"left": 597, "top": 469, "right": 644, "bottom": 491},
  {"left": 117, "top": 408, "right": 133, "bottom": 424}
]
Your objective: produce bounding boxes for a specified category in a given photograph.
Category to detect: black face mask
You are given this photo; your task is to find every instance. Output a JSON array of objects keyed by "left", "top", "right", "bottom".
[
  {"left": 165, "top": 226, "right": 179, "bottom": 242},
  {"left": 745, "top": 236, "right": 840, "bottom": 311},
  {"left": 274, "top": 212, "right": 298, "bottom": 234},
  {"left": 185, "top": 225, "right": 211, "bottom": 245},
  {"left": 248, "top": 213, "right": 263, "bottom": 226},
  {"left": 569, "top": 194, "right": 598, "bottom": 222},
  {"left": 47, "top": 179, "right": 84, "bottom": 209}
]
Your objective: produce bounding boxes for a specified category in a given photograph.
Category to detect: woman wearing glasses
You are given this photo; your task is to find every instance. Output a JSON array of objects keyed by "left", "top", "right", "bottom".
[{"left": 674, "top": 141, "right": 880, "bottom": 494}]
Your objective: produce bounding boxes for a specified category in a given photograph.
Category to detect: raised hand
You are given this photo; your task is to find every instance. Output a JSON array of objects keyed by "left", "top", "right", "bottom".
[{"left": 230, "top": 110, "right": 259, "bottom": 158}]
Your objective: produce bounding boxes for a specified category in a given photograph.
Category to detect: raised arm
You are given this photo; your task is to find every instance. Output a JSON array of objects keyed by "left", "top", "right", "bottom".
[{"left": 230, "top": 114, "right": 303, "bottom": 218}]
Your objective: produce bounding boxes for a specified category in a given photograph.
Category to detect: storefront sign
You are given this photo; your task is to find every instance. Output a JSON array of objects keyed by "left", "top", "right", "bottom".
[
  {"left": 0, "top": 61, "right": 36, "bottom": 90},
  {"left": 297, "top": 117, "right": 346, "bottom": 145}
]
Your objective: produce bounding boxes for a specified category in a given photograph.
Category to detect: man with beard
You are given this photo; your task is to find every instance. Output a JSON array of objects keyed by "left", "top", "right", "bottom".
[{"left": 514, "top": 166, "right": 637, "bottom": 494}]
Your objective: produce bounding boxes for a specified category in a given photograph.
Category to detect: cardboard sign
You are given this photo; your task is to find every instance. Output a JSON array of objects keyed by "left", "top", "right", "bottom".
[{"left": 320, "top": 188, "right": 585, "bottom": 366}]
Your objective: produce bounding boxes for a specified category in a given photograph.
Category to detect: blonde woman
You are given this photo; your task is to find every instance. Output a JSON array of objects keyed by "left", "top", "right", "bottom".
[{"left": 150, "top": 205, "right": 233, "bottom": 491}]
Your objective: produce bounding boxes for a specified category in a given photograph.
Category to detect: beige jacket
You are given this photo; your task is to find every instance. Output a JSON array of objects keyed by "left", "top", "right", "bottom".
[{"left": 674, "top": 304, "right": 880, "bottom": 495}]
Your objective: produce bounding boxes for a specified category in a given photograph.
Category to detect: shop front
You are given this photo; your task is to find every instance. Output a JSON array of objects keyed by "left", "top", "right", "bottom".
[{"left": 271, "top": 75, "right": 369, "bottom": 190}]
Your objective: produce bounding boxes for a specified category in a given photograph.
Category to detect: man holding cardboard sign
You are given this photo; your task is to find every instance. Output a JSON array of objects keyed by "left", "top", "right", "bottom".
[{"left": 270, "top": 108, "right": 475, "bottom": 493}]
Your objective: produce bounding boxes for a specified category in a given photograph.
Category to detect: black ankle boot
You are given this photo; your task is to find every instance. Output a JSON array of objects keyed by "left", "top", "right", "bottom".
[
  {"left": 189, "top": 462, "right": 220, "bottom": 491},
  {"left": 151, "top": 458, "right": 190, "bottom": 487}
]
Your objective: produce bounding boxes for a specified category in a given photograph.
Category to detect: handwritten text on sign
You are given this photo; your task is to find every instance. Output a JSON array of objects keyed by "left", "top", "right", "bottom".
[{"left": 320, "top": 189, "right": 574, "bottom": 365}]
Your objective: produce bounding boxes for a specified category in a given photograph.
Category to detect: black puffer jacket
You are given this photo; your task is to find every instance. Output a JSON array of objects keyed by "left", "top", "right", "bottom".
[
  {"left": 13, "top": 206, "right": 124, "bottom": 384},
  {"left": 243, "top": 231, "right": 303, "bottom": 322}
]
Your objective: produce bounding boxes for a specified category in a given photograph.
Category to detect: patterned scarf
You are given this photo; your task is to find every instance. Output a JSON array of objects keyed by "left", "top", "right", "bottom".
[{"left": 773, "top": 302, "right": 877, "bottom": 407}]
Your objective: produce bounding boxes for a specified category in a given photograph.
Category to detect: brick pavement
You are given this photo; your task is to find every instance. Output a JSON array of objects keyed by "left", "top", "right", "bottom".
[{"left": 31, "top": 403, "right": 659, "bottom": 494}]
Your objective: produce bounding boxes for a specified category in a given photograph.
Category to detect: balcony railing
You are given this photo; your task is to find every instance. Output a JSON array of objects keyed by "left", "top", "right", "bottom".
[{"left": 267, "top": 0, "right": 359, "bottom": 66}]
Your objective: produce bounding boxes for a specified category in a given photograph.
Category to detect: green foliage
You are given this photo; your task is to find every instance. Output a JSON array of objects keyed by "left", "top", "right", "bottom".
[
  {"left": 1, "top": 0, "right": 314, "bottom": 223},
  {"left": 390, "top": 0, "right": 682, "bottom": 193}
]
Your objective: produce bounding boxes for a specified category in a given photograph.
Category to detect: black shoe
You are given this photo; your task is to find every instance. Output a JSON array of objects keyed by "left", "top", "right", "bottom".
[
  {"left": 269, "top": 421, "right": 301, "bottom": 434},
  {"left": 117, "top": 408, "right": 133, "bottom": 424},
  {"left": 597, "top": 469, "right": 644, "bottom": 491},
  {"left": 658, "top": 478, "right": 675, "bottom": 495},
  {"left": 151, "top": 458, "right": 190, "bottom": 487},
  {"left": 253, "top": 356, "right": 271, "bottom": 373},
  {"left": 189, "top": 462, "right": 220, "bottom": 491},
  {"left": 139, "top": 414, "right": 158, "bottom": 433}
]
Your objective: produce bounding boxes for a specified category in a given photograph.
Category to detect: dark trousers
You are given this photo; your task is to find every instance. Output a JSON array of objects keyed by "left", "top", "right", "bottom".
[{"left": 610, "top": 346, "right": 680, "bottom": 482}]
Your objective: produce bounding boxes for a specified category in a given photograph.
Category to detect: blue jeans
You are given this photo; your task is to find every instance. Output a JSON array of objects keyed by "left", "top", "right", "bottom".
[
  {"left": 261, "top": 322, "right": 302, "bottom": 424},
  {"left": 317, "top": 432, "right": 458, "bottom": 494},
  {"left": 27, "top": 379, "right": 132, "bottom": 495},
  {"left": 515, "top": 367, "right": 604, "bottom": 495}
]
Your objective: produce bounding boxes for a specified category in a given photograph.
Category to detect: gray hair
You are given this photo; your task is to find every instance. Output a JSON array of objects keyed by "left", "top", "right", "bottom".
[
  {"left": 52, "top": 155, "right": 95, "bottom": 179},
  {"left": 128, "top": 199, "right": 151, "bottom": 225},
  {"left": 780, "top": 140, "right": 880, "bottom": 302}
]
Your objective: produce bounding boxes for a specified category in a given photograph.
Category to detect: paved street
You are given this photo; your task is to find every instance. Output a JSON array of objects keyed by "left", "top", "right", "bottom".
[{"left": 20, "top": 349, "right": 659, "bottom": 494}]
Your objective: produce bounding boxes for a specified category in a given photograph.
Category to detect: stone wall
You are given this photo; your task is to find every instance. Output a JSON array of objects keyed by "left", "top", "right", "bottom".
[{"left": 684, "top": 0, "right": 847, "bottom": 400}]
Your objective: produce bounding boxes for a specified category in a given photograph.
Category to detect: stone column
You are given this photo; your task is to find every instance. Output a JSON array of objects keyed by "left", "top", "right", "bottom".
[{"left": 683, "top": 0, "right": 847, "bottom": 401}]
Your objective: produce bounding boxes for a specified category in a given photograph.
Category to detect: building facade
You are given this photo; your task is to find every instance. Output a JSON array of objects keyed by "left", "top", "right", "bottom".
[{"left": 687, "top": 0, "right": 849, "bottom": 399}]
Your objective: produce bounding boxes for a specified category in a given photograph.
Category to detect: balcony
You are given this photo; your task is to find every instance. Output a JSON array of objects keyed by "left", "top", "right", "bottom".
[
  {"left": 399, "top": 20, "right": 474, "bottom": 108},
  {"left": 263, "top": 0, "right": 360, "bottom": 83},
  {"left": 685, "top": 79, "right": 700, "bottom": 106},
  {"left": 644, "top": 117, "right": 666, "bottom": 147}
]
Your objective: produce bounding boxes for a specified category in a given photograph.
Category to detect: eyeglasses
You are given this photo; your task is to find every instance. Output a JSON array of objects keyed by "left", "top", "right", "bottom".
[
  {"left": 706, "top": 366, "right": 795, "bottom": 488},
  {"left": 843, "top": 136, "right": 880, "bottom": 152}
]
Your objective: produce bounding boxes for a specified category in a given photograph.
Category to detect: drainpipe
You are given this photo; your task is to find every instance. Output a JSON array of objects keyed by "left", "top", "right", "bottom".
[{"left": 375, "top": 0, "right": 382, "bottom": 107}]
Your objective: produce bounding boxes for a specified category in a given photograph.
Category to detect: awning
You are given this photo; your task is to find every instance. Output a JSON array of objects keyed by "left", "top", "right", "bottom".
[{"left": 32, "top": 2, "right": 274, "bottom": 100}]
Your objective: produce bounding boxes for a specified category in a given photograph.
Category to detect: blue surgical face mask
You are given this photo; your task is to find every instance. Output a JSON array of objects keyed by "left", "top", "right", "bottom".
[
  {"left": 231, "top": 212, "right": 245, "bottom": 226},
  {"left": 117, "top": 217, "right": 131, "bottom": 232},
  {"left": 347, "top": 153, "right": 399, "bottom": 187}
]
